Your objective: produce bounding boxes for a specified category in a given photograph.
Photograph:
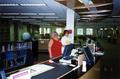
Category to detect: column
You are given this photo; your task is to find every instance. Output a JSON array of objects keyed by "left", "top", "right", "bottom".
[
  {"left": 66, "top": 0, "right": 75, "bottom": 43},
  {"left": 14, "top": 22, "right": 19, "bottom": 41},
  {"left": 10, "top": 22, "right": 14, "bottom": 41}
]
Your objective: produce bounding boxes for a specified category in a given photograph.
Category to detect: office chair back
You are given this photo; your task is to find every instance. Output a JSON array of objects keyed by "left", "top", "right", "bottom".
[{"left": 0, "top": 69, "right": 7, "bottom": 79}]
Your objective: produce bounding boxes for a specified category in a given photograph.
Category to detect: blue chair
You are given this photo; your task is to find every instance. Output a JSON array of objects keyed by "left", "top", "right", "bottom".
[
  {"left": 0, "top": 69, "right": 7, "bottom": 79},
  {"left": 5, "top": 51, "right": 15, "bottom": 68},
  {"left": 16, "top": 50, "right": 27, "bottom": 65}
]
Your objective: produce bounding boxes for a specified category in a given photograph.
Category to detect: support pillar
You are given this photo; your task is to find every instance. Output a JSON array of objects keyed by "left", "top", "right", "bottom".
[{"left": 66, "top": 0, "right": 75, "bottom": 43}]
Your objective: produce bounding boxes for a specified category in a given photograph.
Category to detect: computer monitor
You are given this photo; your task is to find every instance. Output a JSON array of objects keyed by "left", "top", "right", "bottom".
[{"left": 83, "top": 46, "right": 95, "bottom": 65}]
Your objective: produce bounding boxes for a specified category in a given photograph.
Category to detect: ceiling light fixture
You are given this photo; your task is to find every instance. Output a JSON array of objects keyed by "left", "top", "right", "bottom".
[
  {"left": 20, "top": 13, "right": 37, "bottom": 15},
  {"left": 43, "top": 19, "right": 56, "bottom": 21},
  {"left": 1, "top": 16, "right": 15, "bottom": 18},
  {"left": 30, "top": 16, "right": 44, "bottom": 18},
  {"left": 3, "top": 13, "right": 20, "bottom": 15},
  {"left": 15, "top": 16, "right": 30, "bottom": 18},
  {"left": 38, "top": 13, "right": 55, "bottom": 15},
  {"left": 45, "top": 16, "right": 59, "bottom": 18},
  {"left": 20, "top": 4, "right": 46, "bottom": 6},
  {"left": 0, "top": 4, "right": 19, "bottom": 6},
  {"left": 79, "top": 10, "right": 112, "bottom": 14},
  {"left": 82, "top": 14, "right": 107, "bottom": 17},
  {"left": 12, "top": 19, "right": 36, "bottom": 21},
  {"left": 55, "top": 19, "right": 66, "bottom": 21},
  {"left": 56, "top": 0, "right": 66, "bottom": 1},
  {"left": 28, "top": 21, "right": 42, "bottom": 23},
  {"left": 78, "top": 0, "right": 94, "bottom": 10}
]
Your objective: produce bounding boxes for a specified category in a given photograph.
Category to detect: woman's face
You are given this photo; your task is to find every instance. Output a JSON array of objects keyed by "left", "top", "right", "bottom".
[
  {"left": 53, "top": 32, "right": 58, "bottom": 38},
  {"left": 65, "top": 31, "right": 69, "bottom": 36}
]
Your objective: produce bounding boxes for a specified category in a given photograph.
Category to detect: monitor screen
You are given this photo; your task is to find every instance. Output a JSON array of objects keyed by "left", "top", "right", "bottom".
[{"left": 83, "top": 46, "right": 94, "bottom": 65}]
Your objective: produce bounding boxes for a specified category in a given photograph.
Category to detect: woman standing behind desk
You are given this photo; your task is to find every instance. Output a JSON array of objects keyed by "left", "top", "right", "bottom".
[
  {"left": 48, "top": 32, "right": 62, "bottom": 59},
  {"left": 61, "top": 30, "right": 74, "bottom": 60}
]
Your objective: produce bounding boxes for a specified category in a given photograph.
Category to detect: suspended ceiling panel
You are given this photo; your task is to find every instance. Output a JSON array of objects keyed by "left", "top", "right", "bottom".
[{"left": 0, "top": 0, "right": 72, "bottom": 25}]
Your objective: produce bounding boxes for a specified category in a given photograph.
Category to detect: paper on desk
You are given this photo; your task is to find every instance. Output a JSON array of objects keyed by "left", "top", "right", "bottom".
[{"left": 20, "top": 64, "right": 54, "bottom": 77}]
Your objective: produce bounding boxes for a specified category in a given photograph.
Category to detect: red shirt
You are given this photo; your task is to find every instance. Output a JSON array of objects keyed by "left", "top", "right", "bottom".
[{"left": 51, "top": 39, "right": 62, "bottom": 58}]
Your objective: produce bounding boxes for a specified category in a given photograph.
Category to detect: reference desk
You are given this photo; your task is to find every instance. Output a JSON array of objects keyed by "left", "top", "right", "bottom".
[
  {"left": 7, "top": 58, "right": 102, "bottom": 79},
  {"left": 7, "top": 59, "right": 80, "bottom": 79},
  {"left": 32, "top": 62, "right": 75, "bottom": 79}
]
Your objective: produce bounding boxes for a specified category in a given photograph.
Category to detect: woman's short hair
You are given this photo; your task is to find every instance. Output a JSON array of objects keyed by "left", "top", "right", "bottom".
[
  {"left": 63, "top": 30, "right": 69, "bottom": 36},
  {"left": 52, "top": 32, "right": 58, "bottom": 38}
]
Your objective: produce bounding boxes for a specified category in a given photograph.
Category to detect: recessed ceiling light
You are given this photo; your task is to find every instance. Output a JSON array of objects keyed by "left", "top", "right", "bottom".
[
  {"left": 20, "top": 4, "right": 46, "bottom": 6},
  {"left": 43, "top": 18, "right": 65, "bottom": 21},
  {"left": 12, "top": 19, "right": 36, "bottom": 21},
  {"left": 38, "top": 13, "right": 55, "bottom": 15},
  {"left": 43, "top": 19, "right": 56, "bottom": 21},
  {"left": 1, "top": 16, "right": 15, "bottom": 18},
  {"left": 15, "top": 16, "right": 30, "bottom": 18},
  {"left": 26, "top": 21, "right": 42, "bottom": 23},
  {"left": 45, "top": 16, "right": 59, "bottom": 18},
  {"left": 20, "top": 13, "right": 37, "bottom": 15},
  {"left": 78, "top": 0, "right": 93, "bottom": 4},
  {"left": 56, "top": 0, "right": 66, "bottom": 1},
  {"left": 82, "top": 14, "right": 107, "bottom": 17},
  {"left": 0, "top": 4, "right": 19, "bottom": 6},
  {"left": 30, "top": 16, "right": 44, "bottom": 18},
  {"left": 79, "top": 17, "right": 102, "bottom": 20},
  {"left": 56, "top": 19, "right": 66, "bottom": 21},
  {"left": 80, "top": 18, "right": 91, "bottom": 19},
  {"left": 3, "top": 13, "right": 20, "bottom": 15}
]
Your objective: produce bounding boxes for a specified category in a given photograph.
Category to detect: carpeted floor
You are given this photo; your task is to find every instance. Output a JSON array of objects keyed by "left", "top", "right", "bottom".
[{"left": 99, "top": 37, "right": 120, "bottom": 79}]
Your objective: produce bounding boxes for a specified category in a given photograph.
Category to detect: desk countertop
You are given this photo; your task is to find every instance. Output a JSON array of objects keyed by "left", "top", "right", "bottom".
[{"left": 32, "top": 62, "right": 73, "bottom": 79}]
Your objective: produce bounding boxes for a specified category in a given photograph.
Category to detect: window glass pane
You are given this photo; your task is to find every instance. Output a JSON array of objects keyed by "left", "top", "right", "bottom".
[
  {"left": 77, "top": 28, "right": 83, "bottom": 35},
  {"left": 44, "top": 28, "right": 47, "bottom": 35},
  {"left": 46, "top": 28, "right": 51, "bottom": 34},
  {"left": 56, "top": 28, "right": 62, "bottom": 35},
  {"left": 86, "top": 28, "right": 93, "bottom": 35},
  {"left": 39, "top": 28, "right": 42, "bottom": 34}
]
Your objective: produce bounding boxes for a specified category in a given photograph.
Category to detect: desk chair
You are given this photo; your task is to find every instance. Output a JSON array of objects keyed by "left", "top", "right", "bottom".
[
  {"left": 16, "top": 50, "right": 27, "bottom": 65},
  {"left": 0, "top": 69, "right": 6, "bottom": 79},
  {"left": 5, "top": 51, "right": 15, "bottom": 68}
]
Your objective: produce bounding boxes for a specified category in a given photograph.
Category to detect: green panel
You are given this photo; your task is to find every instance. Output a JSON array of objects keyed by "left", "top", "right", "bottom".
[
  {"left": 18, "top": 24, "right": 28, "bottom": 41},
  {"left": 10, "top": 23, "right": 14, "bottom": 41},
  {"left": 18, "top": 26, "right": 22, "bottom": 41}
]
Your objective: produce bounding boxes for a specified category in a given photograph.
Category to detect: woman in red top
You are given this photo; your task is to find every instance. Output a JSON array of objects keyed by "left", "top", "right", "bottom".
[{"left": 48, "top": 32, "right": 62, "bottom": 59}]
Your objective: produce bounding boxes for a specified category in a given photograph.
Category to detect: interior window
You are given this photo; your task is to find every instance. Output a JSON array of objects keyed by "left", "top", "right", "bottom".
[
  {"left": 86, "top": 28, "right": 93, "bottom": 35},
  {"left": 77, "top": 28, "right": 83, "bottom": 35},
  {"left": 56, "top": 28, "right": 62, "bottom": 35}
]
